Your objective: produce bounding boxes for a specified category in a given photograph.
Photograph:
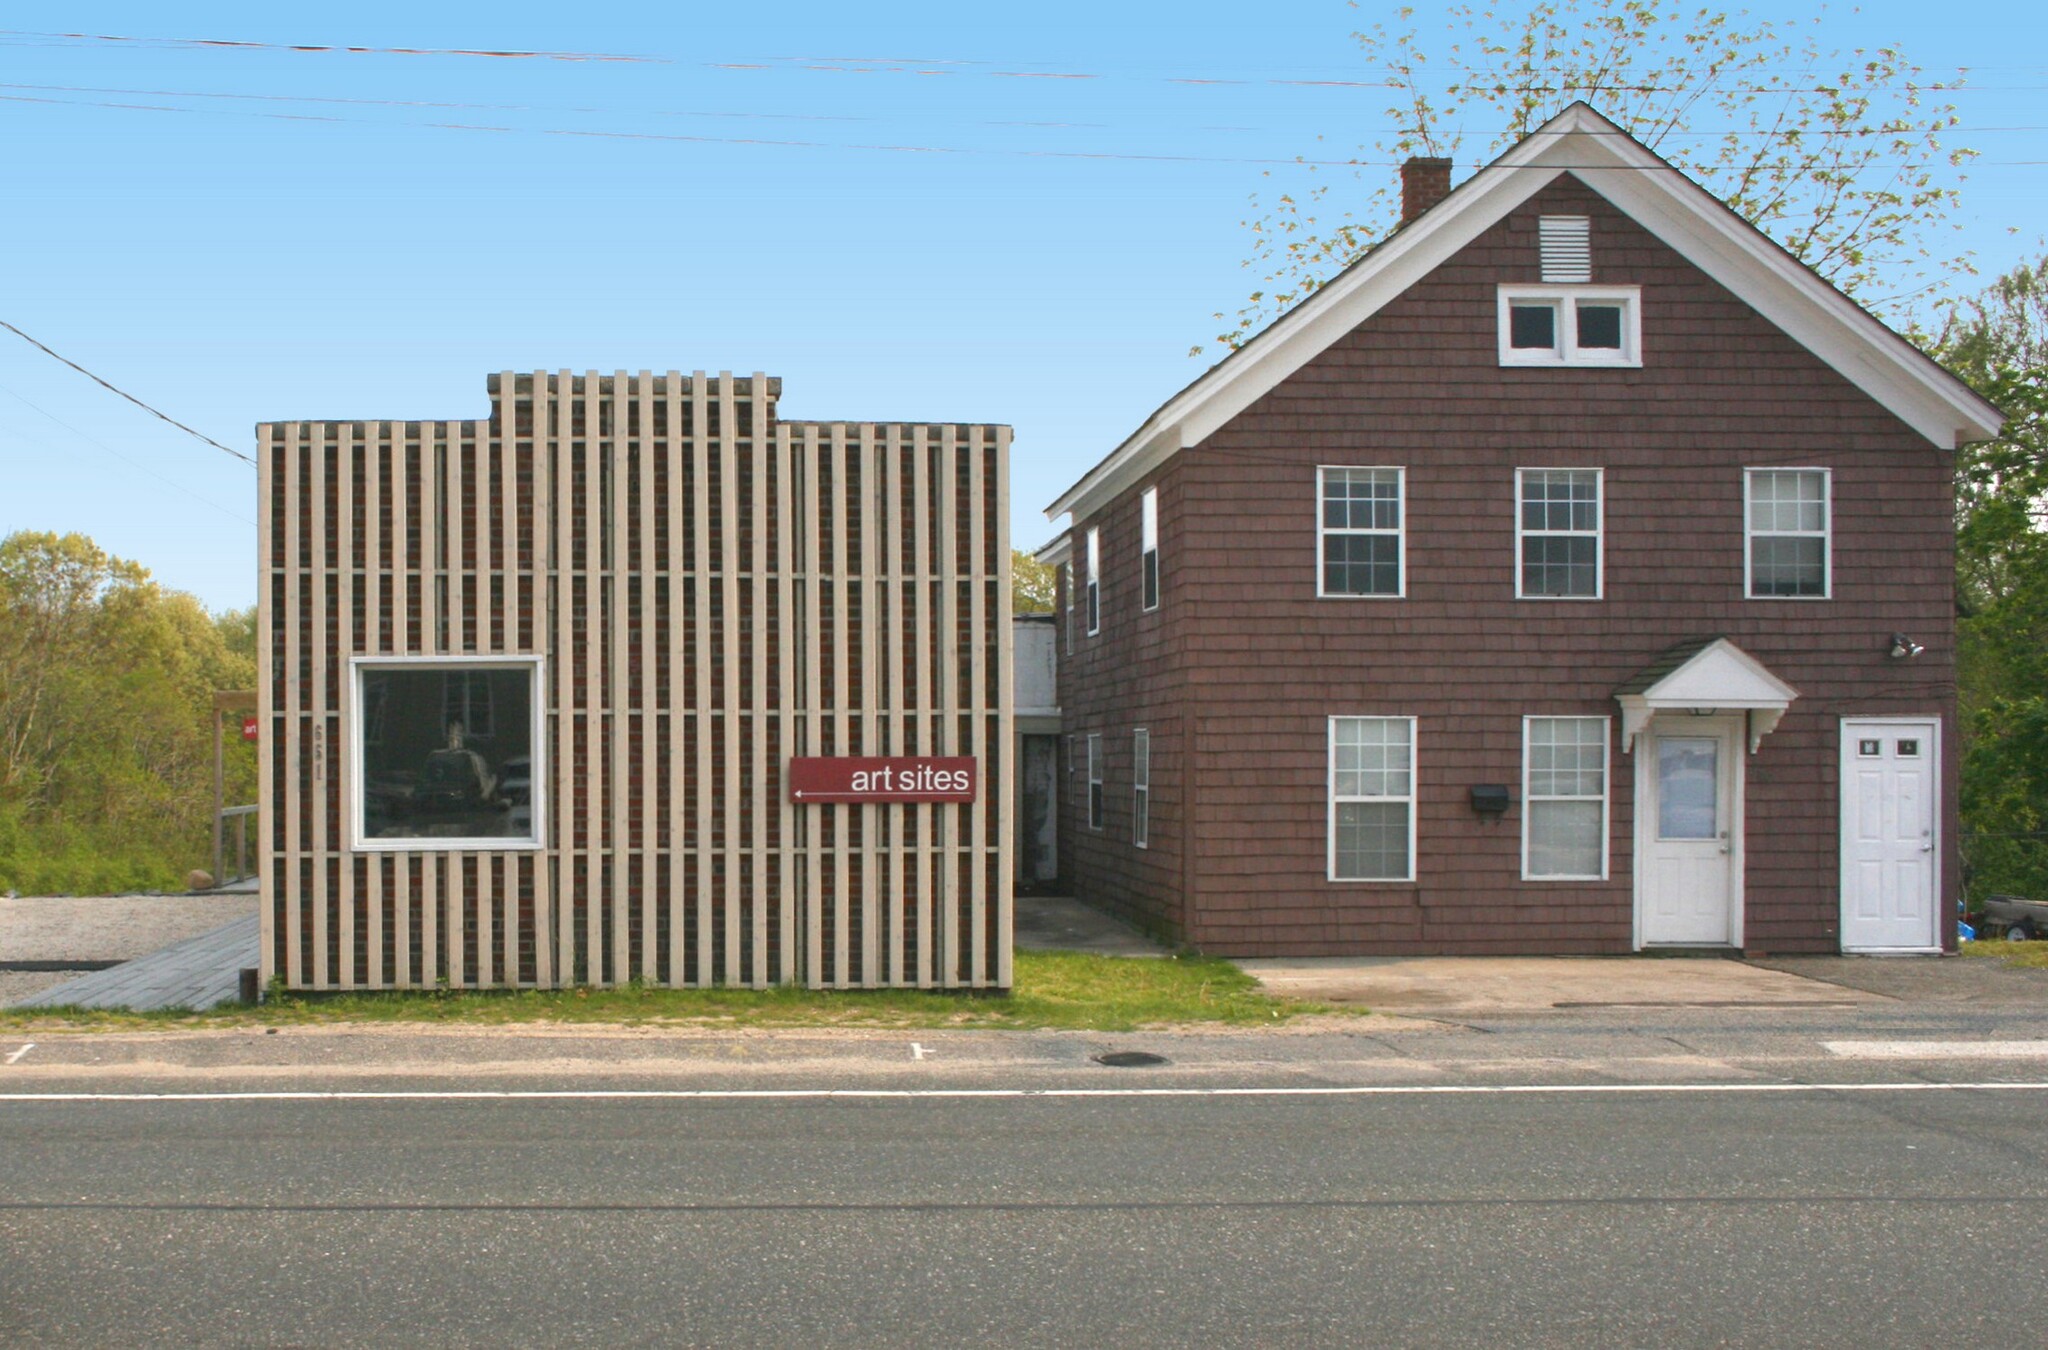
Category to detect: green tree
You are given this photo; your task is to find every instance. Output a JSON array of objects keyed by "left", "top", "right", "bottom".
[
  {"left": 1211, "top": 0, "right": 1971, "bottom": 352},
  {"left": 1013, "top": 548, "right": 1057, "bottom": 614},
  {"left": 0, "top": 532, "right": 256, "bottom": 893},
  {"left": 1931, "top": 258, "right": 2048, "bottom": 901}
]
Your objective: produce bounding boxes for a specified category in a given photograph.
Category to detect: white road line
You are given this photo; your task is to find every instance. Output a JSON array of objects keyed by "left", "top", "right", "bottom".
[
  {"left": 3, "top": 1044, "right": 31, "bottom": 1065},
  {"left": 1, "top": 1082, "right": 2047, "bottom": 1104},
  {"left": 911, "top": 1043, "right": 933, "bottom": 1061},
  {"left": 1826, "top": 1041, "right": 2048, "bottom": 1060}
]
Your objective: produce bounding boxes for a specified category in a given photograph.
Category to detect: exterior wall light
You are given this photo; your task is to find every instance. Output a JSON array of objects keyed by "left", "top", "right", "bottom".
[{"left": 1888, "top": 633, "right": 1925, "bottom": 660}]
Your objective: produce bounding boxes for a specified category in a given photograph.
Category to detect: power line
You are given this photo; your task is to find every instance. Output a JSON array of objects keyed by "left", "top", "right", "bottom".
[
  {"left": 3, "top": 91, "right": 2031, "bottom": 170},
  {"left": 0, "top": 382, "right": 255, "bottom": 526},
  {"left": 0, "top": 321, "right": 254, "bottom": 466},
  {"left": 0, "top": 28, "right": 662, "bottom": 64}
]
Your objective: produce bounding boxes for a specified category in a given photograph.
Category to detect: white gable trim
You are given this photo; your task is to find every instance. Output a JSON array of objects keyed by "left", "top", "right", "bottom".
[
  {"left": 1047, "top": 103, "right": 2002, "bottom": 526},
  {"left": 1616, "top": 639, "right": 1800, "bottom": 755}
]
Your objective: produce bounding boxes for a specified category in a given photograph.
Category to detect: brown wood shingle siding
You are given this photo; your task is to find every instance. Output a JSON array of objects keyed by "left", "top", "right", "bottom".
[{"left": 1058, "top": 175, "right": 1957, "bottom": 956}]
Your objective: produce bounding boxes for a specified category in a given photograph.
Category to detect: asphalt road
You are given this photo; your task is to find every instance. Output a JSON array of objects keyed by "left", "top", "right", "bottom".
[{"left": 6, "top": 1010, "right": 2048, "bottom": 1347}]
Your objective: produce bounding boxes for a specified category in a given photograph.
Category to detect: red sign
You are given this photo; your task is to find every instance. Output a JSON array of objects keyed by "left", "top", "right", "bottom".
[
  {"left": 788, "top": 756, "right": 977, "bottom": 804},
  {"left": 241, "top": 715, "right": 260, "bottom": 742}
]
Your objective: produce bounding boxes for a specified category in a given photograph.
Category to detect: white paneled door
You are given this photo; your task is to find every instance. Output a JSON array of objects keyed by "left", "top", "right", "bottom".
[
  {"left": 1840, "top": 718, "right": 1940, "bottom": 952},
  {"left": 1637, "top": 717, "right": 1742, "bottom": 946}
]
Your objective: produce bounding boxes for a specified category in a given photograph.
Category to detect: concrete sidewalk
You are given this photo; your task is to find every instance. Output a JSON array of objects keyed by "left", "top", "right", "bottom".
[{"left": 1238, "top": 955, "right": 1886, "bottom": 1014}]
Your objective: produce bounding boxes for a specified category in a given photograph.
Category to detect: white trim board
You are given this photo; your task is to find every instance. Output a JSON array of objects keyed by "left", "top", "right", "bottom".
[{"left": 1045, "top": 103, "right": 2002, "bottom": 528}]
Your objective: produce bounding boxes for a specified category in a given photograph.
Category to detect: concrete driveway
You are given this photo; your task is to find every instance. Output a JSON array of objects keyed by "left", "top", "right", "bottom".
[{"left": 1239, "top": 955, "right": 1901, "bottom": 1014}]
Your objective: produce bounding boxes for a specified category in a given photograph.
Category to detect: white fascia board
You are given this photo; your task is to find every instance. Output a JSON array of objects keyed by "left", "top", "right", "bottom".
[
  {"left": 1046, "top": 103, "right": 2001, "bottom": 528},
  {"left": 1034, "top": 534, "right": 1073, "bottom": 566}
]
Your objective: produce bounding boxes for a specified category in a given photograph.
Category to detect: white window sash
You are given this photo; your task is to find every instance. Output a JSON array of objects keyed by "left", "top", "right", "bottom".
[
  {"left": 1087, "top": 733, "right": 1104, "bottom": 830},
  {"left": 1497, "top": 285, "right": 1642, "bottom": 367},
  {"left": 1744, "top": 467, "right": 1832, "bottom": 600},
  {"left": 1133, "top": 727, "right": 1150, "bottom": 848},
  {"left": 1140, "top": 488, "right": 1160, "bottom": 612},
  {"left": 1515, "top": 467, "right": 1604, "bottom": 601},
  {"left": 348, "top": 654, "right": 547, "bottom": 853},
  {"left": 1316, "top": 466, "right": 1407, "bottom": 600},
  {"left": 1521, "top": 716, "right": 1610, "bottom": 881},
  {"left": 1327, "top": 715, "right": 1417, "bottom": 882},
  {"left": 1086, "top": 528, "right": 1102, "bottom": 635}
]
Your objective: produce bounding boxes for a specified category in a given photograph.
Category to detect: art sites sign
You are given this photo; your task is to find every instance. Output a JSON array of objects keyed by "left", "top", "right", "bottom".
[{"left": 787, "top": 756, "right": 978, "bottom": 805}]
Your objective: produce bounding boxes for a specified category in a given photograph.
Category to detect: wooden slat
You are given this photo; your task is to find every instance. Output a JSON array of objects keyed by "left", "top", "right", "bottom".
[
  {"left": 537, "top": 371, "right": 561, "bottom": 987},
  {"left": 258, "top": 426, "right": 277, "bottom": 988},
  {"left": 910, "top": 424, "right": 933, "bottom": 987},
  {"left": 691, "top": 371, "right": 712, "bottom": 987},
  {"left": 665, "top": 372, "right": 686, "bottom": 986},
  {"left": 720, "top": 373, "right": 742, "bottom": 985},
  {"left": 802, "top": 424, "right": 824, "bottom": 989},
  {"left": 638, "top": 371, "right": 658, "bottom": 983},
  {"left": 310, "top": 421, "right": 328, "bottom": 988},
  {"left": 335, "top": 421, "right": 355, "bottom": 988},
  {"left": 391, "top": 427, "right": 413, "bottom": 986},
  {"left": 858, "top": 423, "right": 879, "bottom": 988},
  {"left": 829, "top": 423, "right": 850, "bottom": 988},
  {"left": 775, "top": 424, "right": 796, "bottom": 984},
  {"left": 882, "top": 430, "right": 905, "bottom": 985},
  {"left": 937, "top": 424, "right": 960, "bottom": 986},
  {"left": 609, "top": 371, "right": 630, "bottom": 985},
  {"left": 750, "top": 374, "right": 770, "bottom": 987},
  {"left": 994, "top": 426, "right": 1015, "bottom": 988},
  {"left": 967, "top": 426, "right": 987, "bottom": 985},
  {"left": 583, "top": 373, "right": 604, "bottom": 987},
  {"left": 366, "top": 424, "right": 385, "bottom": 987}
]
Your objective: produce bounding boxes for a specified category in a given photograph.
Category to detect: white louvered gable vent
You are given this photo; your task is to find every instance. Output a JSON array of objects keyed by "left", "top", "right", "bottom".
[{"left": 1539, "top": 216, "right": 1592, "bottom": 283}]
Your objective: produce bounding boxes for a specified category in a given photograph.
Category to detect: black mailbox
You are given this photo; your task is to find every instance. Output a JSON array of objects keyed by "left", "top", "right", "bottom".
[{"left": 1469, "top": 784, "right": 1512, "bottom": 817}]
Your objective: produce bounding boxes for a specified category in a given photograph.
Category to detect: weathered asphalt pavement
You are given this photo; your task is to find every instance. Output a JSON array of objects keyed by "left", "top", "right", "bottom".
[{"left": 7, "top": 985, "right": 2048, "bottom": 1347}]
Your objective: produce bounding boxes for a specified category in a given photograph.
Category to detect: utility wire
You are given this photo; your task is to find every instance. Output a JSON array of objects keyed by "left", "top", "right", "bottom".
[
  {"left": 0, "top": 383, "right": 255, "bottom": 525},
  {"left": 4, "top": 92, "right": 2032, "bottom": 169},
  {"left": 0, "top": 320, "right": 254, "bottom": 466}
]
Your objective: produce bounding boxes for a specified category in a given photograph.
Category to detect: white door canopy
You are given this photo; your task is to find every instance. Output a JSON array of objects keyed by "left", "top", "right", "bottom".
[{"left": 1615, "top": 637, "right": 1799, "bottom": 754}]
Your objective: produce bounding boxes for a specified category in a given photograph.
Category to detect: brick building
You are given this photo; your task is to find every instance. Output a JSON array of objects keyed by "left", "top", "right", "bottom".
[
  {"left": 261, "top": 371, "right": 1011, "bottom": 991},
  {"left": 1043, "top": 104, "right": 2002, "bottom": 957}
]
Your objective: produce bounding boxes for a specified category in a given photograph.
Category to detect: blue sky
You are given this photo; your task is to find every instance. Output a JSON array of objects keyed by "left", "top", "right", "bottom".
[{"left": 4, "top": 1, "right": 2043, "bottom": 610}]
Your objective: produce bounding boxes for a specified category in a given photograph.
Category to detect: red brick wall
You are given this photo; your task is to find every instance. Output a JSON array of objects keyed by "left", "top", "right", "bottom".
[{"left": 1059, "top": 174, "right": 1957, "bottom": 956}]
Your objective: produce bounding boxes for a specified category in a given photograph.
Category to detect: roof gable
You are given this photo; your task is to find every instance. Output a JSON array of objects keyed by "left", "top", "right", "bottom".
[{"left": 1048, "top": 103, "right": 2002, "bottom": 524}]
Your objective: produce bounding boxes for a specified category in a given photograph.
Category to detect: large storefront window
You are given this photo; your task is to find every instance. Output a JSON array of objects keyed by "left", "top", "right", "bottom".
[{"left": 352, "top": 659, "right": 542, "bottom": 849}]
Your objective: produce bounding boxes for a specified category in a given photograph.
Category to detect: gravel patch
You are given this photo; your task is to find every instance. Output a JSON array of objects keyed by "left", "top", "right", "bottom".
[{"left": 1, "top": 895, "right": 260, "bottom": 963}]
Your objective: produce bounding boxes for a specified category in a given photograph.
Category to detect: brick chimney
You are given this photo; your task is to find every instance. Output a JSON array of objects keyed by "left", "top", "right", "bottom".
[{"left": 1400, "top": 156, "right": 1454, "bottom": 225}]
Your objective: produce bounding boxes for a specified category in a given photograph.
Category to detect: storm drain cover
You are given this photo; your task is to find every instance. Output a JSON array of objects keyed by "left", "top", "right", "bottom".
[{"left": 1093, "top": 1051, "right": 1170, "bottom": 1068}]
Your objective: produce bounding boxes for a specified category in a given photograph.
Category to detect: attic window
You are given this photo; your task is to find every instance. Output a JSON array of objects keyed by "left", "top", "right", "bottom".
[
  {"left": 1499, "top": 285, "right": 1641, "bottom": 367},
  {"left": 1539, "top": 216, "right": 1592, "bottom": 283}
]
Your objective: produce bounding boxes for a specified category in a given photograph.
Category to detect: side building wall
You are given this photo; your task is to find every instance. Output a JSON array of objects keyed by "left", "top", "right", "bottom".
[{"left": 260, "top": 370, "right": 1011, "bottom": 990}]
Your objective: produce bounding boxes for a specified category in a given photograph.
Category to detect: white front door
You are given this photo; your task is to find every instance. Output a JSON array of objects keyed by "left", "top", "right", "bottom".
[
  {"left": 1638, "top": 717, "right": 1741, "bottom": 946},
  {"left": 1840, "top": 718, "right": 1940, "bottom": 952}
]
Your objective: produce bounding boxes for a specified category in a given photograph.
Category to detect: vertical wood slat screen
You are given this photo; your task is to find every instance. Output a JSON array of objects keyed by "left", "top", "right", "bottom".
[{"left": 261, "top": 372, "right": 1010, "bottom": 990}]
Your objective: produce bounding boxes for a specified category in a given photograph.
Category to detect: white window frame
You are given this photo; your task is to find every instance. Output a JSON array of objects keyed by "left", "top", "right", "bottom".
[
  {"left": 1744, "top": 467, "right": 1832, "bottom": 600},
  {"left": 348, "top": 654, "right": 547, "bottom": 853},
  {"left": 1521, "top": 716, "right": 1610, "bottom": 881},
  {"left": 1063, "top": 560, "right": 1075, "bottom": 656},
  {"left": 1085, "top": 528, "right": 1101, "bottom": 636},
  {"left": 1498, "top": 285, "right": 1642, "bottom": 368},
  {"left": 1327, "top": 715, "right": 1417, "bottom": 883},
  {"left": 1132, "top": 727, "right": 1150, "bottom": 848},
  {"left": 1515, "top": 468, "right": 1604, "bottom": 600},
  {"left": 1087, "top": 733, "right": 1104, "bottom": 831},
  {"left": 1140, "top": 488, "right": 1160, "bottom": 613},
  {"left": 1317, "top": 466, "right": 1407, "bottom": 600}
]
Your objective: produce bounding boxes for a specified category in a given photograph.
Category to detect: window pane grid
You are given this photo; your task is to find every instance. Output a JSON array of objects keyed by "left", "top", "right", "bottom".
[
  {"left": 1331, "top": 717, "right": 1414, "bottom": 880},
  {"left": 1320, "top": 468, "right": 1403, "bottom": 596},
  {"left": 1524, "top": 717, "right": 1606, "bottom": 879},
  {"left": 1747, "top": 469, "right": 1828, "bottom": 598},
  {"left": 1519, "top": 470, "right": 1600, "bottom": 598}
]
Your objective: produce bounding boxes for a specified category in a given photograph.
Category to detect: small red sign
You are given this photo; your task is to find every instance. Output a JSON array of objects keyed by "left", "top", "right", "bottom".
[
  {"left": 788, "top": 756, "right": 977, "bottom": 804},
  {"left": 241, "top": 715, "right": 260, "bottom": 742}
]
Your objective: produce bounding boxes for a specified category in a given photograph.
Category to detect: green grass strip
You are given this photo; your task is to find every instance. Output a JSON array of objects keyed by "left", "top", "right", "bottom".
[{"left": 0, "top": 951, "right": 1361, "bottom": 1032}]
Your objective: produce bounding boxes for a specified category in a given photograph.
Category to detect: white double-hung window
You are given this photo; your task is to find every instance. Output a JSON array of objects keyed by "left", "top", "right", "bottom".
[
  {"left": 1319, "top": 467, "right": 1404, "bottom": 598},
  {"left": 1140, "top": 488, "right": 1160, "bottom": 612},
  {"left": 1329, "top": 716, "right": 1415, "bottom": 881},
  {"left": 1746, "top": 468, "right": 1830, "bottom": 598},
  {"left": 1085, "top": 528, "right": 1102, "bottom": 635},
  {"left": 1132, "top": 728, "right": 1150, "bottom": 848},
  {"left": 1087, "top": 733, "right": 1104, "bottom": 830},
  {"left": 1517, "top": 469, "right": 1602, "bottom": 599},
  {"left": 1523, "top": 717, "right": 1608, "bottom": 880}
]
